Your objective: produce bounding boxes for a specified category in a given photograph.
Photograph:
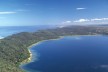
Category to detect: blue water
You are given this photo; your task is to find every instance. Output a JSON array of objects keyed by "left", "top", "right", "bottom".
[
  {"left": 0, "top": 25, "right": 56, "bottom": 38},
  {"left": 22, "top": 36, "right": 108, "bottom": 72}
]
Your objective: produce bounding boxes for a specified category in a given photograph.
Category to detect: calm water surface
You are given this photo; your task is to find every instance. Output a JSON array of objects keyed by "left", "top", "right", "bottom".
[{"left": 22, "top": 36, "right": 108, "bottom": 72}]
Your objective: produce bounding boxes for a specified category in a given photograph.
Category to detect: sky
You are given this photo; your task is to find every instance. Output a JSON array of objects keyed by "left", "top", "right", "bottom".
[{"left": 0, "top": 0, "right": 108, "bottom": 26}]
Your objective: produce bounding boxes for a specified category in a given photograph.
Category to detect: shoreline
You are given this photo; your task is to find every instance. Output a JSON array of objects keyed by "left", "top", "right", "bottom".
[
  {"left": 20, "top": 41, "right": 44, "bottom": 66},
  {"left": 19, "top": 34, "right": 100, "bottom": 70},
  {"left": 20, "top": 36, "right": 65, "bottom": 67}
]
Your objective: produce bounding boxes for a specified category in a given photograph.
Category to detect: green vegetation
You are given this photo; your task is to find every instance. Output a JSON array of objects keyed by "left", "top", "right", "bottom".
[{"left": 0, "top": 26, "right": 108, "bottom": 72}]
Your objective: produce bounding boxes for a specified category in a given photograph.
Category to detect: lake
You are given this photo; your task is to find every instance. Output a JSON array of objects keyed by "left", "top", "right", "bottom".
[{"left": 21, "top": 35, "right": 108, "bottom": 72}]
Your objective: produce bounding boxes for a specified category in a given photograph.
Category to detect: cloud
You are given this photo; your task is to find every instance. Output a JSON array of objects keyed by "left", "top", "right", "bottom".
[
  {"left": 74, "top": 19, "right": 90, "bottom": 23},
  {"left": 62, "top": 21, "right": 72, "bottom": 24},
  {"left": 0, "top": 9, "right": 29, "bottom": 15},
  {"left": 91, "top": 18, "right": 103, "bottom": 21},
  {"left": 0, "top": 12, "right": 16, "bottom": 14},
  {"left": 72, "top": 18, "right": 108, "bottom": 25},
  {"left": 74, "top": 18, "right": 108, "bottom": 23},
  {"left": 61, "top": 17, "right": 108, "bottom": 25},
  {"left": 91, "top": 18, "right": 108, "bottom": 21},
  {"left": 103, "top": 18, "right": 108, "bottom": 20},
  {"left": 76, "top": 8, "right": 86, "bottom": 10}
]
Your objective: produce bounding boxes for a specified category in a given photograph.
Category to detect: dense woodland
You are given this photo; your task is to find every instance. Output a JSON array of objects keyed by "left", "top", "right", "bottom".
[{"left": 0, "top": 26, "right": 108, "bottom": 72}]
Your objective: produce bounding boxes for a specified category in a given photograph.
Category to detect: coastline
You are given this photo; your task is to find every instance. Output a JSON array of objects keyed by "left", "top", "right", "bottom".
[
  {"left": 20, "top": 36, "right": 65, "bottom": 66},
  {"left": 20, "top": 41, "right": 43, "bottom": 66},
  {"left": 19, "top": 34, "right": 100, "bottom": 71}
]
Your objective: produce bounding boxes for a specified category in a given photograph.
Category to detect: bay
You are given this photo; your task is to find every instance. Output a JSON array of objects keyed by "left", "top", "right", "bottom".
[{"left": 22, "top": 36, "right": 108, "bottom": 72}]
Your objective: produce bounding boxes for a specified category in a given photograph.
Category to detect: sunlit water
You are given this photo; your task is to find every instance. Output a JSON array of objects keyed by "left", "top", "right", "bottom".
[{"left": 22, "top": 35, "right": 108, "bottom": 72}]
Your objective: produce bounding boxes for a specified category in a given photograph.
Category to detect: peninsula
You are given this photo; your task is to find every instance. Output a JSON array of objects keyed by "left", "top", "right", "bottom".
[{"left": 0, "top": 25, "right": 108, "bottom": 72}]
